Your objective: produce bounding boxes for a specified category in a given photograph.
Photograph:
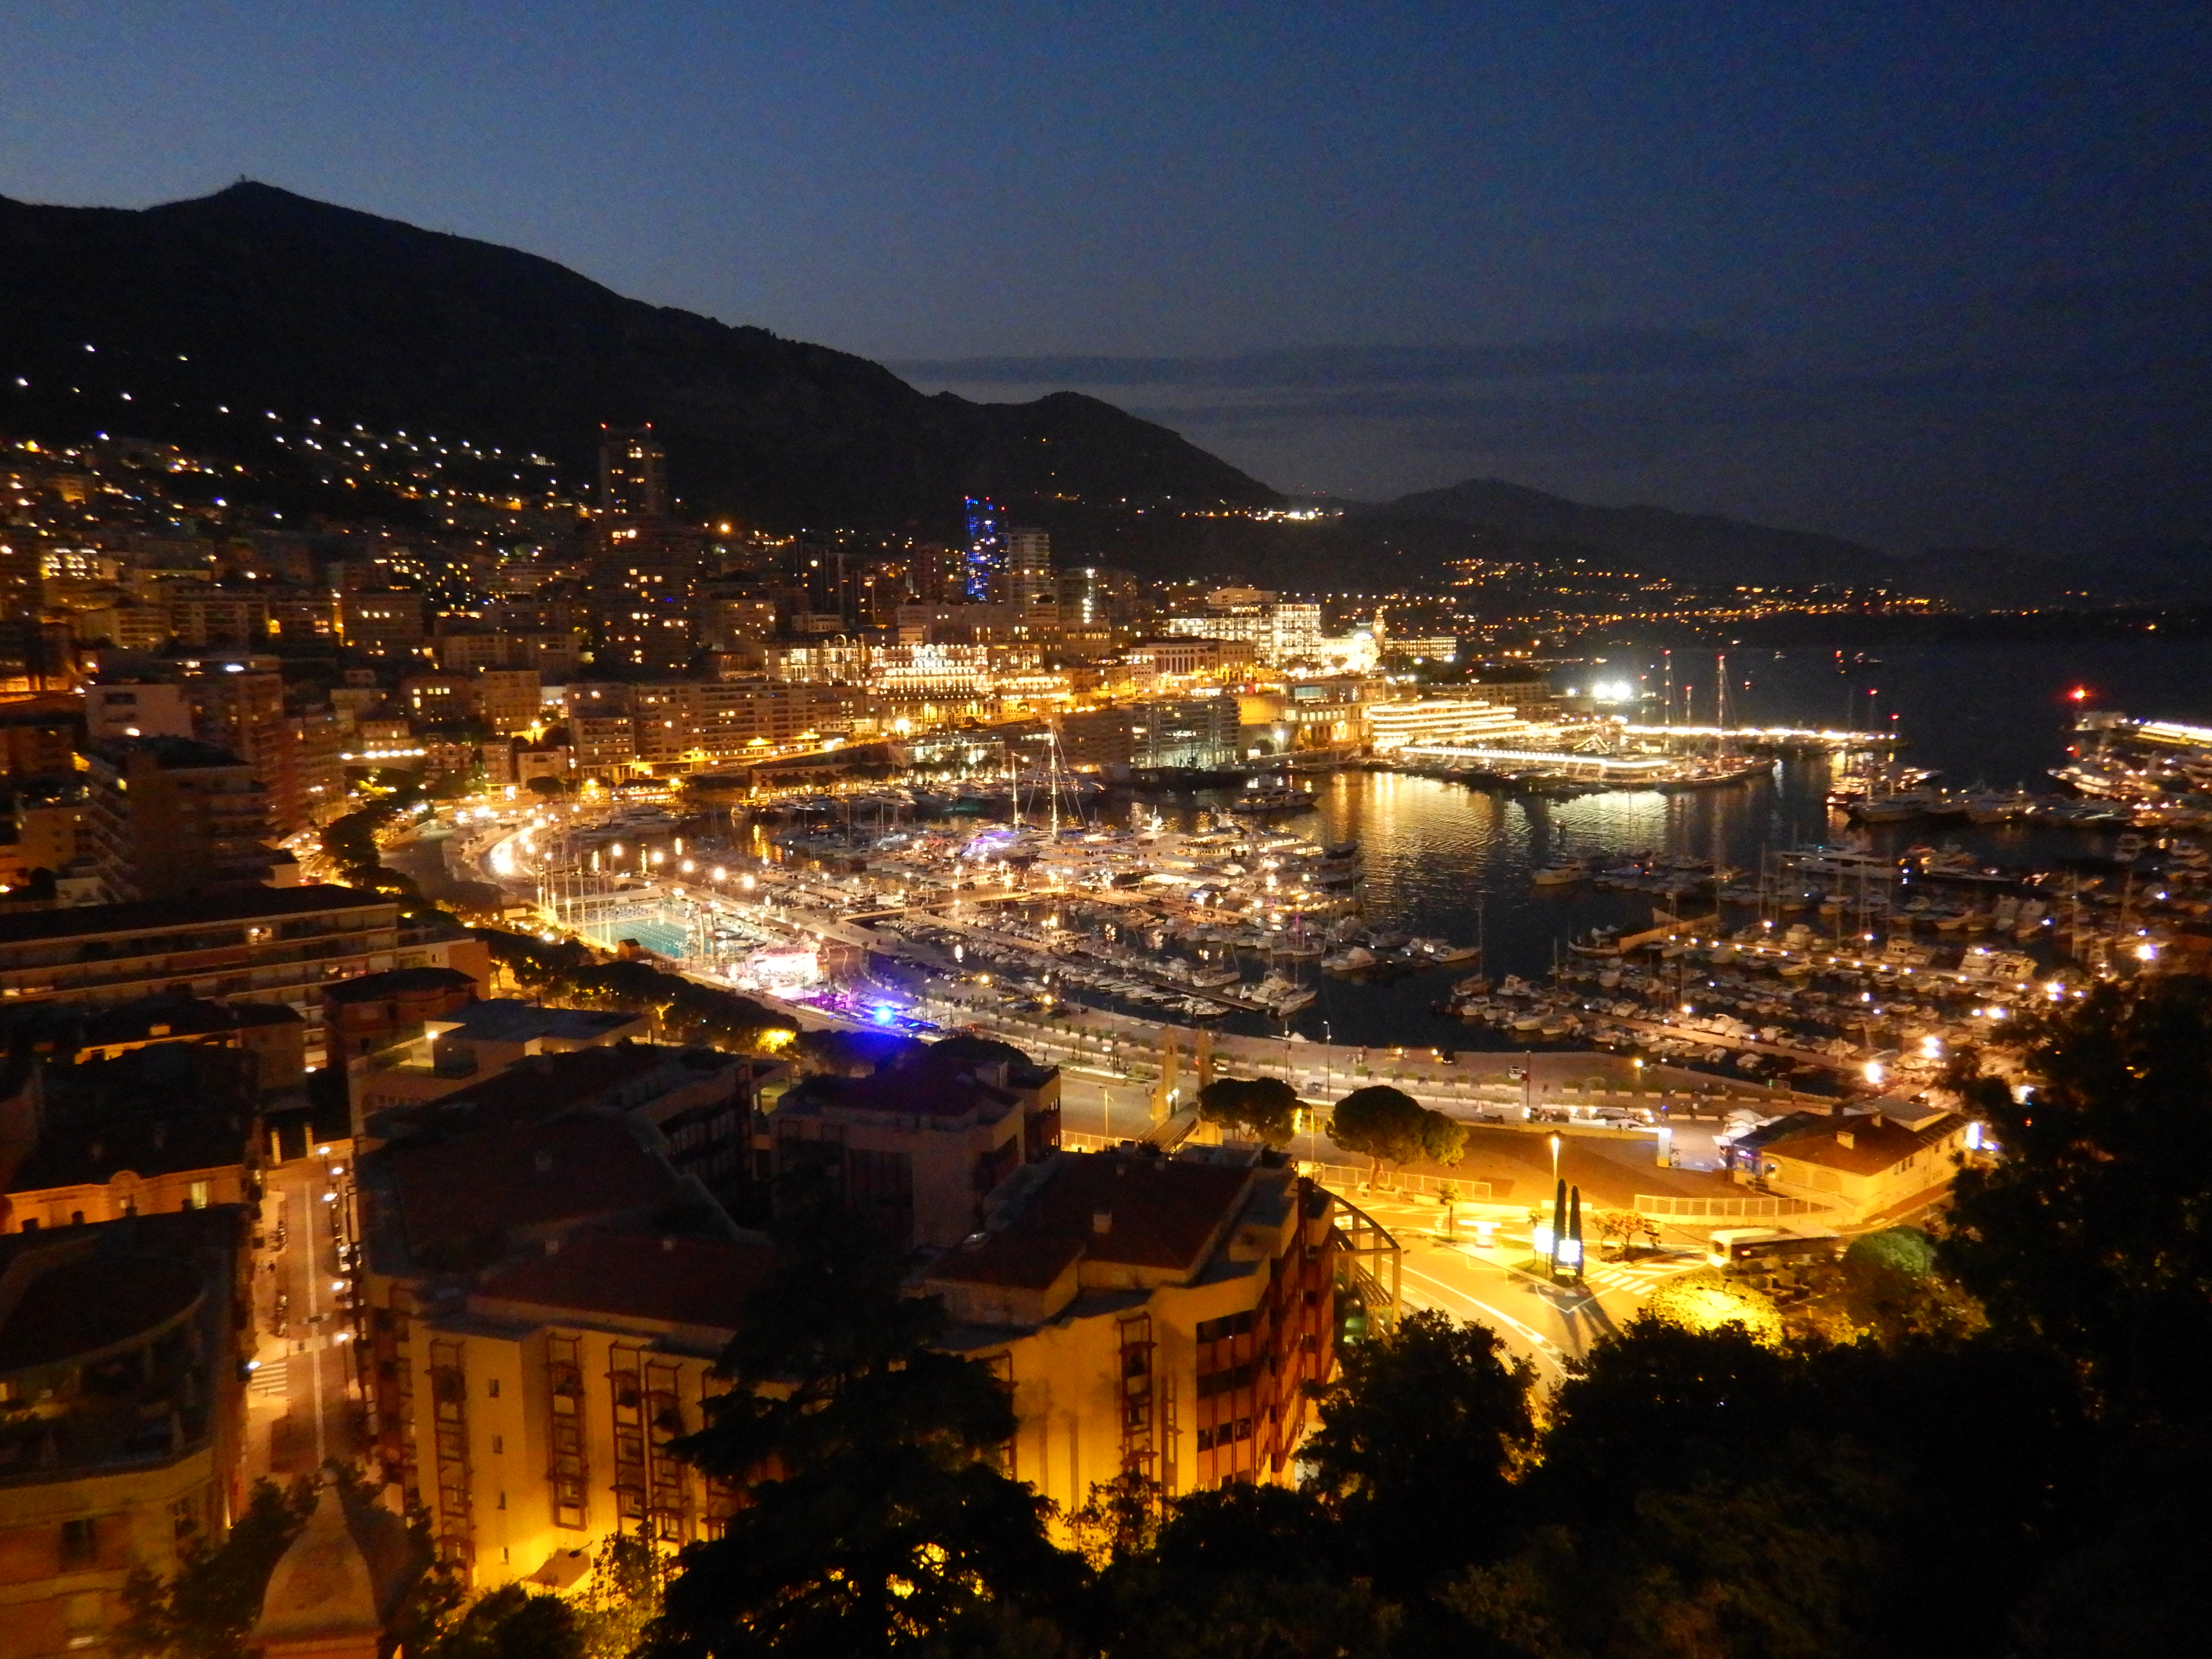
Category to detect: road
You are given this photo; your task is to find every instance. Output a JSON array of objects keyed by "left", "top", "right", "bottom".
[
  {"left": 246, "top": 1151, "right": 362, "bottom": 1481},
  {"left": 1052, "top": 1064, "right": 1702, "bottom": 1377}
]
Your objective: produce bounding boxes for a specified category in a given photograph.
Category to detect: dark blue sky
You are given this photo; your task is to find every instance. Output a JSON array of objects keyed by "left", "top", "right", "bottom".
[{"left": 3, "top": 3, "right": 2207, "bottom": 552}]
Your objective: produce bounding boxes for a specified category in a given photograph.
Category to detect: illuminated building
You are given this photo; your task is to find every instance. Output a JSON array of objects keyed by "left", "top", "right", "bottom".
[
  {"left": 1006, "top": 527, "right": 1053, "bottom": 609},
  {"left": 83, "top": 738, "right": 274, "bottom": 902},
  {"left": 1163, "top": 599, "right": 1322, "bottom": 666},
  {"left": 338, "top": 589, "right": 428, "bottom": 659},
  {"left": 1055, "top": 565, "right": 1140, "bottom": 629},
  {"left": 962, "top": 497, "right": 1005, "bottom": 602},
  {"left": 355, "top": 1046, "right": 770, "bottom": 1582},
  {"left": 596, "top": 427, "right": 667, "bottom": 520},
  {"left": 925, "top": 1144, "right": 1355, "bottom": 1520},
  {"left": 769, "top": 1034, "right": 1061, "bottom": 1251},
  {"left": 1366, "top": 697, "right": 1528, "bottom": 753}
]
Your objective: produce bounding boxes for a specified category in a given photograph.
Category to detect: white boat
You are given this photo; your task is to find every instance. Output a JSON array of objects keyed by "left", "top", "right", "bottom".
[{"left": 1532, "top": 862, "right": 1586, "bottom": 886}]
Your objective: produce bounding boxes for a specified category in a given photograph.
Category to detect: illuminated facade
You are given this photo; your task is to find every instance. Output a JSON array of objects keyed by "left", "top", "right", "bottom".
[
  {"left": 596, "top": 427, "right": 668, "bottom": 520},
  {"left": 962, "top": 497, "right": 1005, "bottom": 602}
]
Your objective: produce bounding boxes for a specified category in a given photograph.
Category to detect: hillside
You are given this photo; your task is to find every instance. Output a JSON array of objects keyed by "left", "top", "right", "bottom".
[
  {"left": 0, "top": 182, "right": 1276, "bottom": 531},
  {"left": 1390, "top": 476, "right": 1906, "bottom": 589}
]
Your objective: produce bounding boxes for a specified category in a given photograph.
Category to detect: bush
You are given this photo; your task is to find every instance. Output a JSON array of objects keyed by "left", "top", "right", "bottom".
[{"left": 1642, "top": 1268, "right": 1785, "bottom": 1347}]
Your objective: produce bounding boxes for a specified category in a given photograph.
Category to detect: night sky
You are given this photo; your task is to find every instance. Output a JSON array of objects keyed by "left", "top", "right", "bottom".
[{"left": 2, "top": 3, "right": 2207, "bottom": 554}]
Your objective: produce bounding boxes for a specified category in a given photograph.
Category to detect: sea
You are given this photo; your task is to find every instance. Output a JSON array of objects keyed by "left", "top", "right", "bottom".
[{"left": 1100, "top": 635, "right": 2212, "bottom": 1049}]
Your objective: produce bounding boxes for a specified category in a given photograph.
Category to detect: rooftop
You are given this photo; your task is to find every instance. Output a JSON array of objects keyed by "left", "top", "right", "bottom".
[
  {"left": 930, "top": 1147, "right": 1257, "bottom": 1289},
  {"left": 0, "top": 883, "right": 392, "bottom": 949},
  {"left": 0, "top": 1209, "right": 241, "bottom": 1484},
  {"left": 324, "top": 965, "right": 477, "bottom": 1005},
  {"left": 3, "top": 1046, "right": 257, "bottom": 1193},
  {"left": 471, "top": 1225, "right": 774, "bottom": 1335},
  {"left": 781, "top": 1031, "right": 1054, "bottom": 1125},
  {"left": 429, "top": 999, "right": 643, "bottom": 1046},
  {"left": 1761, "top": 1110, "right": 1965, "bottom": 1177}
]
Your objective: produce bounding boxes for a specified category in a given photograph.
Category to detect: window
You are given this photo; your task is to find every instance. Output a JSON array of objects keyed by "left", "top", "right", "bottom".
[
  {"left": 492, "top": 1434, "right": 504, "bottom": 1454},
  {"left": 187, "top": 1181, "right": 210, "bottom": 1209},
  {"left": 488, "top": 1379, "right": 501, "bottom": 1398},
  {"left": 60, "top": 1517, "right": 97, "bottom": 1567}
]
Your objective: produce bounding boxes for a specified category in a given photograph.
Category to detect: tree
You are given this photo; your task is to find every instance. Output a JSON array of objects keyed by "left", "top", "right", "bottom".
[
  {"left": 1196, "top": 1076, "right": 1300, "bottom": 1147},
  {"left": 1327, "top": 1086, "right": 1427, "bottom": 1180},
  {"left": 427, "top": 1586, "right": 584, "bottom": 1659},
  {"left": 648, "top": 1190, "right": 1080, "bottom": 1658},
  {"left": 1421, "top": 1107, "right": 1467, "bottom": 1168},
  {"left": 1942, "top": 975, "right": 2212, "bottom": 1425},
  {"left": 1595, "top": 1209, "right": 1660, "bottom": 1258},
  {"left": 572, "top": 1531, "right": 664, "bottom": 1659},
  {"left": 1640, "top": 1268, "right": 1783, "bottom": 1347},
  {"left": 1090, "top": 1483, "right": 1397, "bottom": 1659},
  {"left": 117, "top": 1479, "right": 313, "bottom": 1659},
  {"left": 1301, "top": 1308, "right": 1536, "bottom": 1594}
]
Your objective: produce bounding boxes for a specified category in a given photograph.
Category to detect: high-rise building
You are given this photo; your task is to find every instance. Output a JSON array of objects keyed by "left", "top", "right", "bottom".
[
  {"left": 588, "top": 524, "right": 707, "bottom": 674},
  {"left": 962, "top": 497, "right": 1005, "bottom": 602},
  {"left": 597, "top": 426, "right": 668, "bottom": 521},
  {"left": 1006, "top": 527, "right": 1053, "bottom": 609},
  {"left": 1056, "top": 565, "right": 1141, "bottom": 629},
  {"left": 84, "top": 738, "right": 275, "bottom": 902}
]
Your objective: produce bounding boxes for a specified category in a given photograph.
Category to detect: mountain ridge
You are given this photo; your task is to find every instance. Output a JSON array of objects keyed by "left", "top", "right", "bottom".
[
  {"left": 0, "top": 180, "right": 1277, "bottom": 531},
  {"left": 1386, "top": 476, "right": 1906, "bottom": 589}
]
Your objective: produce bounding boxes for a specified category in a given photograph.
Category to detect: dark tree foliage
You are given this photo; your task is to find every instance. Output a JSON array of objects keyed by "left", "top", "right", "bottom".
[
  {"left": 427, "top": 1586, "right": 586, "bottom": 1659},
  {"left": 1300, "top": 1309, "right": 1535, "bottom": 1594},
  {"left": 1196, "top": 1076, "right": 1301, "bottom": 1147},
  {"left": 1942, "top": 975, "right": 2212, "bottom": 1423},
  {"left": 470, "top": 926, "right": 796, "bottom": 1052},
  {"left": 1327, "top": 1087, "right": 1465, "bottom": 1178},
  {"left": 648, "top": 1187, "right": 1077, "bottom": 1659},
  {"left": 116, "top": 1479, "right": 313, "bottom": 1659},
  {"left": 1089, "top": 1485, "right": 1395, "bottom": 1659}
]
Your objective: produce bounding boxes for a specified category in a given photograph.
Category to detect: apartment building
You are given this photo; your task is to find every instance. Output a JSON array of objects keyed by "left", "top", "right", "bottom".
[
  {"left": 0, "top": 1208, "right": 249, "bottom": 1659},
  {"left": 1162, "top": 598, "right": 1323, "bottom": 666},
  {"left": 769, "top": 1034, "right": 1061, "bottom": 1251},
  {"left": 477, "top": 670, "right": 542, "bottom": 737},
  {"left": 338, "top": 589, "right": 429, "bottom": 659},
  {"left": 0, "top": 887, "right": 487, "bottom": 1062},
  {"left": 83, "top": 738, "right": 274, "bottom": 901},
  {"left": 0, "top": 697, "right": 81, "bottom": 782},
  {"left": 83, "top": 683, "right": 193, "bottom": 744},
  {"left": 1126, "top": 637, "right": 1258, "bottom": 682},
  {"left": 355, "top": 1046, "right": 769, "bottom": 1583},
  {"left": 0, "top": 1042, "right": 263, "bottom": 1234},
  {"left": 925, "top": 1143, "right": 1346, "bottom": 1516}
]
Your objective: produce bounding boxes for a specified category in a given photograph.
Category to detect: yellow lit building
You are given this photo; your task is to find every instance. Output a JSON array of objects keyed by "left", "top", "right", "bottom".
[{"left": 926, "top": 1145, "right": 1368, "bottom": 1515}]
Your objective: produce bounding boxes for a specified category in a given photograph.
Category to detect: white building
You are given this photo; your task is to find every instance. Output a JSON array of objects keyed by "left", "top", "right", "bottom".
[{"left": 1366, "top": 697, "right": 1529, "bottom": 753}]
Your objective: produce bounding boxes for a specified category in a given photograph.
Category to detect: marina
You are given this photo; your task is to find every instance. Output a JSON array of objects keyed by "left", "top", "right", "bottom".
[{"left": 460, "top": 660, "right": 2212, "bottom": 1113}]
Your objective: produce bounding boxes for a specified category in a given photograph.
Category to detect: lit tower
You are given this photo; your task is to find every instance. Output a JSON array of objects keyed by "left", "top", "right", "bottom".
[
  {"left": 1007, "top": 527, "right": 1054, "bottom": 608},
  {"left": 963, "top": 496, "right": 1005, "bottom": 602},
  {"left": 599, "top": 425, "right": 668, "bottom": 520}
]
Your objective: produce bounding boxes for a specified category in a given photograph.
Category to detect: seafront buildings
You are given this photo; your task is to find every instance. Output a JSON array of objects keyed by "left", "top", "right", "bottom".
[{"left": 0, "top": 418, "right": 2200, "bottom": 1646}]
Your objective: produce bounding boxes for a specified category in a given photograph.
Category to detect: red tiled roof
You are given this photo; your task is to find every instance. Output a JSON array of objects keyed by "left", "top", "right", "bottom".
[
  {"left": 930, "top": 1232, "right": 1084, "bottom": 1291},
  {"left": 1763, "top": 1112, "right": 1963, "bottom": 1177},
  {"left": 940, "top": 1152, "right": 1254, "bottom": 1286},
  {"left": 387, "top": 1115, "right": 673, "bottom": 1257},
  {"left": 474, "top": 1228, "right": 775, "bottom": 1332}
]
